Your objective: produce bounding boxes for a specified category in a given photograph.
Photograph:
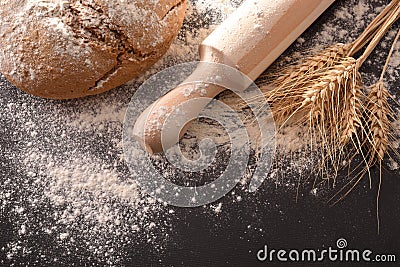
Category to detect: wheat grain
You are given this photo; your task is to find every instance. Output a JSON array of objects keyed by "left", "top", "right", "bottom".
[
  {"left": 366, "top": 81, "right": 391, "bottom": 162},
  {"left": 274, "top": 44, "right": 351, "bottom": 86},
  {"left": 258, "top": 44, "right": 348, "bottom": 125}
]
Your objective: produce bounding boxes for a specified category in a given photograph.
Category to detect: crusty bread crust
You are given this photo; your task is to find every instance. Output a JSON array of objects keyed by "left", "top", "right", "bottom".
[{"left": 0, "top": 0, "right": 186, "bottom": 99}]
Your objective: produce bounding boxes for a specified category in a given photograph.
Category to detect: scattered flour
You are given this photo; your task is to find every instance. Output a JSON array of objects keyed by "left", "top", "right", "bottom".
[
  {"left": 212, "top": 202, "right": 223, "bottom": 213},
  {"left": 0, "top": 0, "right": 399, "bottom": 265},
  {"left": 0, "top": 0, "right": 234, "bottom": 265}
]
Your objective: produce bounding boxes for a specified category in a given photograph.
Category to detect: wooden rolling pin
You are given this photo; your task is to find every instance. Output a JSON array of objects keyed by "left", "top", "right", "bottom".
[{"left": 133, "top": 0, "right": 335, "bottom": 154}]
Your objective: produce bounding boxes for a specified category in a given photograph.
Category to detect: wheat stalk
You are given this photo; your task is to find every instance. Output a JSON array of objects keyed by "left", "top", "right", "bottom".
[
  {"left": 327, "top": 25, "right": 400, "bottom": 213},
  {"left": 365, "top": 28, "right": 399, "bottom": 232},
  {"left": 264, "top": 0, "right": 400, "bottom": 125},
  {"left": 347, "top": 0, "right": 400, "bottom": 56},
  {"left": 253, "top": 1, "right": 400, "bottom": 200}
]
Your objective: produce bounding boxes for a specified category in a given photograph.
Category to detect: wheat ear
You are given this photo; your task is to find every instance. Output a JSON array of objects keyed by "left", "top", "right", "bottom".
[
  {"left": 328, "top": 26, "right": 400, "bottom": 209},
  {"left": 366, "top": 28, "right": 399, "bottom": 233}
]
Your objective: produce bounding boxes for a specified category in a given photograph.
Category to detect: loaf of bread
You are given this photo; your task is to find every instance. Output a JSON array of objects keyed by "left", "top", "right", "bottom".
[{"left": 0, "top": 0, "right": 186, "bottom": 99}]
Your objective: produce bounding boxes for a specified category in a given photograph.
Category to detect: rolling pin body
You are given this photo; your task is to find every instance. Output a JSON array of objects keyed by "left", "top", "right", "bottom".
[{"left": 133, "top": 0, "right": 335, "bottom": 154}]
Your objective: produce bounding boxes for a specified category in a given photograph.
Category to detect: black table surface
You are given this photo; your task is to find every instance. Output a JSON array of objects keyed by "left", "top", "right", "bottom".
[{"left": 1, "top": 0, "right": 399, "bottom": 266}]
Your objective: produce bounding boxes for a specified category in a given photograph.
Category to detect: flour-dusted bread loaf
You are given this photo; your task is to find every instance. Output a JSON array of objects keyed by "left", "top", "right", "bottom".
[{"left": 0, "top": 0, "right": 186, "bottom": 99}]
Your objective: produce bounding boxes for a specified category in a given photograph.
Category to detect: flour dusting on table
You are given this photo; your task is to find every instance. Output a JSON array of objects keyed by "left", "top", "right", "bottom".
[{"left": 0, "top": 0, "right": 399, "bottom": 265}]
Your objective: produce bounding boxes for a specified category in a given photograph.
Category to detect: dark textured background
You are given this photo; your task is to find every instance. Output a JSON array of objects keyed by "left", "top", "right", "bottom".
[{"left": 1, "top": 0, "right": 399, "bottom": 266}]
